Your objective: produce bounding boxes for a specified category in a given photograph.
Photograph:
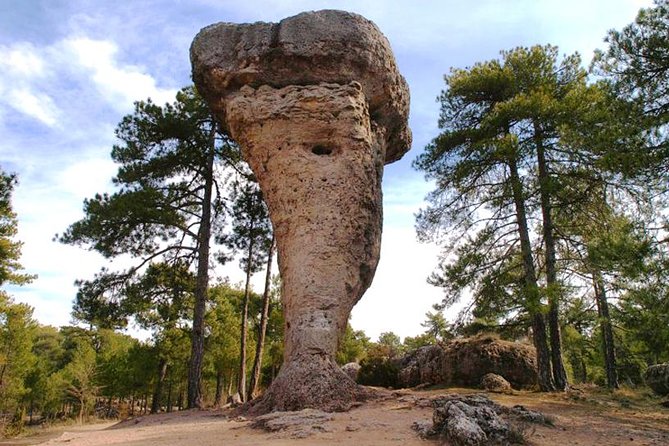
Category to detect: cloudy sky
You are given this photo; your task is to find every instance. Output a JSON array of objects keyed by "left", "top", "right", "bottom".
[{"left": 1, "top": 0, "right": 651, "bottom": 341}]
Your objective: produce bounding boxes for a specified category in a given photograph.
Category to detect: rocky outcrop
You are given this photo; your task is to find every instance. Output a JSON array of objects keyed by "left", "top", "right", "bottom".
[
  {"left": 645, "top": 363, "right": 669, "bottom": 396},
  {"left": 412, "top": 394, "right": 552, "bottom": 445},
  {"left": 397, "top": 345, "right": 445, "bottom": 387},
  {"left": 191, "top": 10, "right": 410, "bottom": 413},
  {"left": 397, "top": 336, "right": 537, "bottom": 389}
]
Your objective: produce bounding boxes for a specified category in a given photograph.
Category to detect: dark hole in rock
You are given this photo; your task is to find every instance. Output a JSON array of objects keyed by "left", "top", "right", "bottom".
[{"left": 312, "top": 145, "right": 333, "bottom": 156}]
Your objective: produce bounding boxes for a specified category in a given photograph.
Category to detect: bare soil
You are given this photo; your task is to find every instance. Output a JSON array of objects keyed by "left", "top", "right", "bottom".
[{"left": 3, "top": 386, "right": 668, "bottom": 446}]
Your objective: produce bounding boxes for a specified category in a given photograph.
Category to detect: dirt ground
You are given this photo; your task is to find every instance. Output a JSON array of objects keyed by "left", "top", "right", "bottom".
[{"left": 3, "top": 386, "right": 668, "bottom": 446}]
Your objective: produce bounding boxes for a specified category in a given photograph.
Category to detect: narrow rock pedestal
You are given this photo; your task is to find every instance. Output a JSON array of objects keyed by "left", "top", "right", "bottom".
[{"left": 191, "top": 10, "right": 411, "bottom": 412}]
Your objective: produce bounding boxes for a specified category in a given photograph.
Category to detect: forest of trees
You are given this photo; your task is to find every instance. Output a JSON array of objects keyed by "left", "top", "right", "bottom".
[{"left": 1, "top": 0, "right": 668, "bottom": 436}]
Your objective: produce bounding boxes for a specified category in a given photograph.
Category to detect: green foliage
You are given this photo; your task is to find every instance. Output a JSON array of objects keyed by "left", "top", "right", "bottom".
[
  {"left": 416, "top": 41, "right": 663, "bottom": 391},
  {"left": 593, "top": 0, "right": 669, "bottom": 182},
  {"left": 357, "top": 356, "right": 399, "bottom": 388},
  {"left": 402, "top": 333, "right": 435, "bottom": 351},
  {"left": 219, "top": 176, "right": 272, "bottom": 274},
  {"left": 206, "top": 284, "right": 243, "bottom": 395},
  {"left": 59, "top": 86, "right": 237, "bottom": 330},
  {"left": 616, "top": 256, "right": 669, "bottom": 364},
  {"left": 355, "top": 331, "right": 403, "bottom": 388},
  {"left": 63, "top": 340, "right": 98, "bottom": 422},
  {"left": 336, "top": 323, "right": 370, "bottom": 365},
  {"left": 0, "top": 170, "right": 35, "bottom": 287},
  {"left": 594, "top": 0, "right": 669, "bottom": 121},
  {"left": 0, "top": 293, "right": 36, "bottom": 417},
  {"left": 420, "top": 309, "right": 453, "bottom": 343}
]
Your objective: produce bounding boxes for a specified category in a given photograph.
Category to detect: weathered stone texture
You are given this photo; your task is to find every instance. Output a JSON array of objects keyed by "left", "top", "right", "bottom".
[
  {"left": 480, "top": 373, "right": 513, "bottom": 394},
  {"left": 191, "top": 10, "right": 410, "bottom": 412},
  {"left": 397, "top": 336, "right": 538, "bottom": 390},
  {"left": 645, "top": 363, "right": 669, "bottom": 396},
  {"left": 191, "top": 9, "right": 411, "bottom": 162}
]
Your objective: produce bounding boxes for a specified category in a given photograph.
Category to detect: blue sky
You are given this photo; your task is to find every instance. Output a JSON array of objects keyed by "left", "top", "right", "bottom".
[{"left": 1, "top": 0, "right": 652, "bottom": 340}]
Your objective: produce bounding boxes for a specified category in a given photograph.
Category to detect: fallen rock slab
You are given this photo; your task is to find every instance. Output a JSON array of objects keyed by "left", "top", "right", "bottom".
[{"left": 251, "top": 408, "right": 335, "bottom": 438}]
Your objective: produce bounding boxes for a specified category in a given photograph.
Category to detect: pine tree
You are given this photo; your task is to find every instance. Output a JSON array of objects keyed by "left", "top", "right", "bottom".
[
  {"left": 219, "top": 176, "right": 272, "bottom": 402},
  {"left": 60, "top": 87, "right": 239, "bottom": 408}
]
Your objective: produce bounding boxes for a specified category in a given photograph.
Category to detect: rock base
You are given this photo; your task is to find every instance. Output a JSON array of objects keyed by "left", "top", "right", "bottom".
[{"left": 249, "top": 354, "right": 369, "bottom": 414}]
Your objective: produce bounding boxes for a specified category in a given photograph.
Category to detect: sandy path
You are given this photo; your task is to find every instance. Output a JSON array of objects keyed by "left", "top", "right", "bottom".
[{"left": 8, "top": 388, "right": 668, "bottom": 446}]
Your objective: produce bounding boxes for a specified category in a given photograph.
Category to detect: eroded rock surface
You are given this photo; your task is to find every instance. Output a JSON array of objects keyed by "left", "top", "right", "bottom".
[
  {"left": 398, "top": 336, "right": 538, "bottom": 390},
  {"left": 191, "top": 10, "right": 410, "bottom": 412},
  {"left": 481, "top": 373, "right": 513, "bottom": 394},
  {"left": 645, "top": 363, "right": 669, "bottom": 396},
  {"left": 413, "top": 394, "right": 552, "bottom": 446},
  {"left": 251, "top": 409, "right": 334, "bottom": 439},
  {"left": 342, "top": 362, "right": 362, "bottom": 381}
]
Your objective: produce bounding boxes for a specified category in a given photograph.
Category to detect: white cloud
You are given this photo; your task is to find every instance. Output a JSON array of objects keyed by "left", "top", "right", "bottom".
[
  {"left": 1, "top": 43, "right": 45, "bottom": 77},
  {"left": 8, "top": 88, "right": 60, "bottom": 127},
  {"left": 0, "top": 43, "right": 60, "bottom": 127},
  {"left": 56, "top": 156, "right": 117, "bottom": 200},
  {"left": 63, "top": 37, "right": 177, "bottom": 108},
  {"left": 0, "top": 35, "right": 178, "bottom": 132}
]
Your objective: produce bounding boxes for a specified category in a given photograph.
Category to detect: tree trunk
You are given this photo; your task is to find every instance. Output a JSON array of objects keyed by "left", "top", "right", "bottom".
[
  {"left": 249, "top": 236, "right": 275, "bottom": 399},
  {"left": 187, "top": 124, "right": 216, "bottom": 409},
  {"left": 214, "top": 369, "right": 224, "bottom": 407},
  {"left": 227, "top": 371, "right": 234, "bottom": 398},
  {"left": 151, "top": 358, "right": 168, "bottom": 414},
  {"left": 508, "top": 155, "right": 556, "bottom": 392},
  {"left": 535, "top": 127, "right": 568, "bottom": 391},
  {"left": 237, "top": 235, "right": 255, "bottom": 403},
  {"left": 107, "top": 396, "right": 113, "bottom": 418},
  {"left": 166, "top": 378, "right": 173, "bottom": 413},
  {"left": 593, "top": 271, "right": 619, "bottom": 388},
  {"left": 78, "top": 399, "right": 84, "bottom": 424}
]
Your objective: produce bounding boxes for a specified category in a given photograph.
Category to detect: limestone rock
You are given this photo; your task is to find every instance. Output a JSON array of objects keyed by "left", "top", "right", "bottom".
[
  {"left": 480, "top": 373, "right": 513, "bottom": 394},
  {"left": 397, "top": 336, "right": 538, "bottom": 389},
  {"left": 342, "top": 362, "right": 361, "bottom": 381},
  {"left": 397, "top": 345, "right": 444, "bottom": 387},
  {"left": 251, "top": 408, "right": 334, "bottom": 439},
  {"left": 191, "top": 10, "right": 411, "bottom": 163},
  {"left": 191, "top": 10, "right": 410, "bottom": 413},
  {"left": 645, "top": 363, "right": 669, "bottom": 396},
  {"left": 423, "top": 394, "right": 549, "bottom": 445}
]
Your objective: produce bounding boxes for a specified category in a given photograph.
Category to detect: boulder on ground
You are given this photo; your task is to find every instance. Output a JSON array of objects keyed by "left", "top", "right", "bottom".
[
  {"left": 397, "top": 335, "right": 537, "bottom": 389},
  {"left": 412, "top": 394, "right": 551, "bottom": 445},
  {"left": 645, "top": 363, "right": 669, "bottom": 396},
  {"left": 481, "top": 373, "right": 513, "bottom": 394}
]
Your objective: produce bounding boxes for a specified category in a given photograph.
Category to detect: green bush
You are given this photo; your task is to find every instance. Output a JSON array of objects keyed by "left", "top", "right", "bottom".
[{"left": 357, "top": 357, "right": 399, "bottom": 388}]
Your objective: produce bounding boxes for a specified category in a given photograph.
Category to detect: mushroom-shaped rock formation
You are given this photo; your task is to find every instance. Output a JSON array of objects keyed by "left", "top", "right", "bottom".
[{"left": 191, "top": 9, "right": 411, "bottom": 413}]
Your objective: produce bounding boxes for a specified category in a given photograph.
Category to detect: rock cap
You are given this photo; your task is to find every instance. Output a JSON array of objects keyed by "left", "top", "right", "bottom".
[{"left": 190, "top": 9, "right": 411, "bottom": 163}]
